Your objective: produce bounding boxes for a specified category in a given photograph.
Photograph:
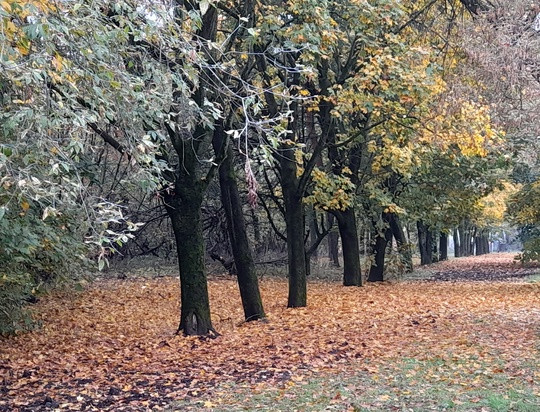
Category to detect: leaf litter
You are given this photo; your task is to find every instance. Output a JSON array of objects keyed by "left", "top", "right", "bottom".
[{"left": 1, "top": 254, "right": 539, "bottom": 411}]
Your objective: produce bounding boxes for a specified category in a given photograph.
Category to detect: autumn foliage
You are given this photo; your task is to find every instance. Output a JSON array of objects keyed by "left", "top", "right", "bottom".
[{"left": 2, "top": 254, "right": 540, "bottom": 410}]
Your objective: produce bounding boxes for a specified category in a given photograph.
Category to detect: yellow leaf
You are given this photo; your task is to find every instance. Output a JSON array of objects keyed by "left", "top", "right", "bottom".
[{"left": 52, "top": 54, "right": 64, "bottom": 71}]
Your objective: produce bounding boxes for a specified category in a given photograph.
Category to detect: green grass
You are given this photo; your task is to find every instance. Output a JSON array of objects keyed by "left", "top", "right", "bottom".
[
  {"left": 525, "top": 273, "right": 540, "bottom": 283},
  {"left": 167, "top": 355, "right": 540, "bottom": 411}
]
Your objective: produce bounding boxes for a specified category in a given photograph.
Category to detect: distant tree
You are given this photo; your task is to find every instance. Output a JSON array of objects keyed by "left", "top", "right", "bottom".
[{"left": 460, "top": 0, "right": 540, "bottom": 261}]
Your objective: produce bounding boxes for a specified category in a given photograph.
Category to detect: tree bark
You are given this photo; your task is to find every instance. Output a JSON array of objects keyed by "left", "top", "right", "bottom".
[
  {"left": 213, "top": 127, "right": 265, "bottom": 321},
  {"left": 432, "top": 231, "right": 439, "bottom": 263},
  {"left": 475, "top": 230, "right": 490, "bottom": 256},
  {"left": 279, "top": 144, "right": 307, "bottom": 308},
  {"left": 454, "top": 227, "right": 461, "bottom": 258},
  {"left": 368, "top": 215, "right": 392, "bottom": 282},
  {"left": 163, "top": 2, "right": 221, "bottom": 336},
  {"left": 457, "top": 221, "right": 475, "bottom": 257},
  {"left": 439, "top": 232, "right": 448, "bottom": 261},
  {"left": 417, "top": 220, "right": 433, "bottom": 265},
  {"left": 335, "top": 208, "right": 362, "bottom": 286},
  {"left": 251, "top": 208, "right": 262, "bottom": 255},
  {"left": 327, "top": 213, "right": 340, "bottom": 266},
  {"left": 389, "top": 213, "right": 413, "bottom": 273},
  {"left": 307, "top": 205, "right": 319, "bottom": 259},
  {"left": 165, "top": 187, "right": 215, "bottom": 336}
]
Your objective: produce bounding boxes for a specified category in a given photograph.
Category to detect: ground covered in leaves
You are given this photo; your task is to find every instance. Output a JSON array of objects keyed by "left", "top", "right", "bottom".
[{"left": 1, "top": 254, "right": 540, "bottom": 411}]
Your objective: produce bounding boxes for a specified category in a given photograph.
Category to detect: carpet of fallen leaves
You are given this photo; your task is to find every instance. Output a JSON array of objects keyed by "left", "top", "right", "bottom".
[
  {"left": 417, "top": 253, "right": 540, "bottom": 282},
  {"left": 1, "top": 253, "right": 540, "bottom": 411}
]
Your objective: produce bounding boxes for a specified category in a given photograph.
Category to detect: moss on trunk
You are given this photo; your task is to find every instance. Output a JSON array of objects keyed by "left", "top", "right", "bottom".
[{"left": 166, "top": 186, "right": 215, "bottom": 336}]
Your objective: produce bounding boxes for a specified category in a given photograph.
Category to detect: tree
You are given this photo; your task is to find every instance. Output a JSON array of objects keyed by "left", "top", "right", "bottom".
[
  {"left": 0, "top": 0, "right": 143, "bottom": 333},
  {"left": 1, "top": 0, "right": 276, "bottom": 335},
  {"left": 459, "top": 0, "right": 540, "bottom": 261},
  {"left": 212, "top": 128, "right": 265, "bottom": 321},
  {"left": 250, "top": 0, "right": 337, "bottom": 306}
]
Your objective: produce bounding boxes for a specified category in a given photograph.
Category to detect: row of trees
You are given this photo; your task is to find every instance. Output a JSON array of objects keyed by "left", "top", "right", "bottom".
[{"left": 1, "top": 0, "right": 533, "bottom": 335}]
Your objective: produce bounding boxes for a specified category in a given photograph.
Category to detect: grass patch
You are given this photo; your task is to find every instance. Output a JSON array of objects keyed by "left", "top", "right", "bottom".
[
  {"left": 525, "top": 273, "right": 540, "bottom": 283},
  {"left": 169, "top": 355, "right": 540, "bottom": 411}
]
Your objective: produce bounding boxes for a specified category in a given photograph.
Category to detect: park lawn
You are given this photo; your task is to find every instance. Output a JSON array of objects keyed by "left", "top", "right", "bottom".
[
  {"left": 1, "top": 256, "right": 540, "bottom": 410},
  {"left": 172, "top": 355, "right": 540, "bottom": 411}
]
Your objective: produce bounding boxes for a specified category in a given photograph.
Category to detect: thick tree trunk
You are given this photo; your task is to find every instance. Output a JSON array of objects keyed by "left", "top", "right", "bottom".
[
  {"left": 475, "top": 235, "right": 481, "bottom": 255},
  {"left": 327, "top": 213, "right": 340, "bottom": 267},
  {"left": 368, "top": 215, "right": 392, "bottom": 282},
  {"left": 475, "top": 230, "right": 490, "bottom": 256},
  {"left": 162, "top": 3, "right": 220, "bottom": 337},
  {"left": 279, "top": 144, "right": 307, "bottom": 308},
  {"left": 166, "top": 190, "right": 215, "bottom": 336},
  {"left": 389, "top": 213, "right": 413, "bottom": 273},
  {"left": 417, "top": 220, "right": 433, "bottom": 265},
  {"left": 213, "top": 129, "right": 265, "bottom": 321},
  {"left": 335, "top": 208, "right": 362, "bottom": 286},
  {"left": 439, "top": 232, "right": 448, "bottom": 261},
  {"left": 457, "top": 221, "right": 474, "bottom": 257}
]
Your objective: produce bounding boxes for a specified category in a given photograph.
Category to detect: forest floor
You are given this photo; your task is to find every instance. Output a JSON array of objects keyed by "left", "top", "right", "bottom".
[{"left": 1, "top": 253, "right": 540, "bottom": 411}]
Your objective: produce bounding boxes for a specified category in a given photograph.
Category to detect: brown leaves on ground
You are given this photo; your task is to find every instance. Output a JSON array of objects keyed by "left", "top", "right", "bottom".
[
  {"left": 419, "top": 253, "right": 540, "bottom": 282},
  {"left": 1, "top": 254, "right": 540, "bottom": 411}
]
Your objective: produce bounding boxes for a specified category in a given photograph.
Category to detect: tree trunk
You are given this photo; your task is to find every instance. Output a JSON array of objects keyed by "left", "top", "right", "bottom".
[
  {"left": 327, "top": 213, "right": 340, "bottom": 266},
  {"left": 439, "top": 232, "right": 448, "bottom": 261},
  {"left": 458, "top": 221, "right": 473, "bottom": 257},
  {"left": 251, "top": 208, "right": 262, "bottom": 255},
  {"left": 166, "top": 189, "right": 215, "bottom": 336},
  {"left": 163, "top": 4, "right": 221, "bottom": 336},
  {"left": 307, "top": 205, "right": 319, "bottom": 259},
  {"left": 368, "top": 215, "right": 392, "bottom": 282},
  {"left": 469, "top": 226, "right": 476, "bottom": 256},
  {"left": 475, "top": 235, "right": 482, "bottom": 255},
  {"left": 454, "top": 227, "right": 461, "bottom": 258},
  {"left": 432, "top": 231, "right": 439, "bottom": 263},
  {"left": 389, "top": 213, "right": 413, "bottom": 273},
  {"left": 417, "top": 220, "right": 433, "bottom": 265},
  {"left": 335, "top": 208, "right": 362, "bottom": 286},
  {"left": 475, "top": 230, "right": 490, "bottom": 256},
  {"left": 279, "top": 144, "right": 307, "bottom": 308},
  {"left": 213, "top": 128, "right": 265, "bottom": 321}
]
